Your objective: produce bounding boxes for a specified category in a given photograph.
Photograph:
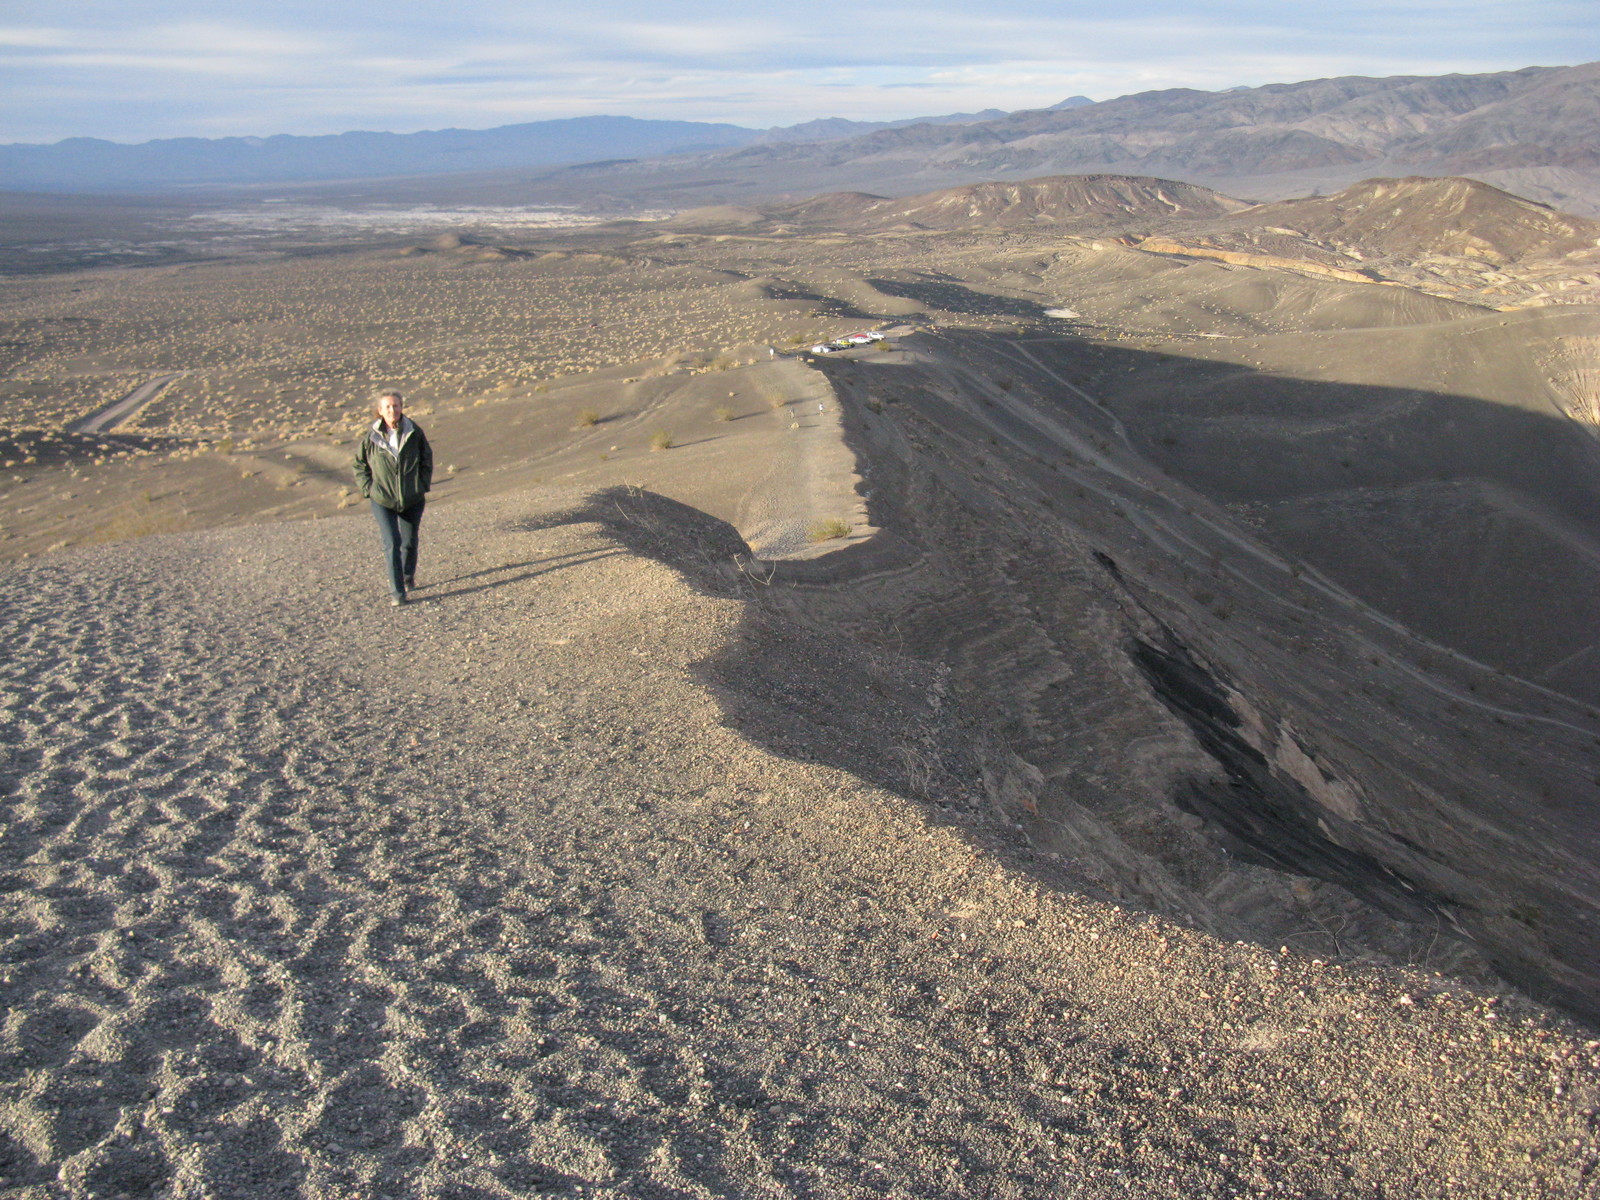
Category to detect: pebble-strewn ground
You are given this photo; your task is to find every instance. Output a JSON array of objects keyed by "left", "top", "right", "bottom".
[{"left": 1, "top": 492, "right": 1596, "bottom": 1199}]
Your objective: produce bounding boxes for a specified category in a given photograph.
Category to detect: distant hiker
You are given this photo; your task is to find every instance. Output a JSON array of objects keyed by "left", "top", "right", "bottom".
[{"left": 353, "top": 391, "right": 433, "bottom": 607}]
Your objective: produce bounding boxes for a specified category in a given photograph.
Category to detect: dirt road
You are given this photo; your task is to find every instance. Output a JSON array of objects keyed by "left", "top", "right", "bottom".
[{"left": 68, "top": 373, "right": 183, "bottom": 435}]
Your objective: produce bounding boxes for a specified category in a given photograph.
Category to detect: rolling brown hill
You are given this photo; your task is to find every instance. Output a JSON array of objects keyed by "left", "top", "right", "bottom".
[
  {"left": 675, "top": 167, "right": 1600, "bottom": 310},
  {"left": 1133, "top": 175, "right": 1600, "bottom": 307},
  {"left": 1227, "top": 176, "right": 1600, "bottom": 264},
  {"left": 768, "top": 174, "right": 1250, "bottom": 231}
]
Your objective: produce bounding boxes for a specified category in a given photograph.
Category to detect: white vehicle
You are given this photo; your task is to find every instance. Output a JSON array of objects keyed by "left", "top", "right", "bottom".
[{"left": 811, "top": 332, "right": 887, "bottom": 354}]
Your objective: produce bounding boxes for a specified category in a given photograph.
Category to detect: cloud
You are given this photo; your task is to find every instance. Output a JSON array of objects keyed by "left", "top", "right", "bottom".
[
  {"left": 0, "top": 26, "right": 67, "bottom": 48},
  {"left": 0, "top": 19, "right": 339, "bottom": 82},
  {"left": 1, "top": 1, "right": 1597, "bottom": 142}
]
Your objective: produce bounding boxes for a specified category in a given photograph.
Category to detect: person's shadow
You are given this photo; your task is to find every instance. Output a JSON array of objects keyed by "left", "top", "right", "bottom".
[{"left": 415, "top": 548, "right": 622, "bottom": 602}]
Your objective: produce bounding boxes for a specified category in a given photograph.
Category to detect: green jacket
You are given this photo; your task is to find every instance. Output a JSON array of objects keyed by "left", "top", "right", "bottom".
[{"left": 353, "top": 418, "right": 433, "bottom": 511}]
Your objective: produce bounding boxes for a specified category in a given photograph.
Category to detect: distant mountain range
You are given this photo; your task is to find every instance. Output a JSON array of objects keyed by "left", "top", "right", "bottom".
[
  {"left": 350, "top": 62, "right": 1600, "bottom": 219},
  {"left": 0, "top": 116, "right": 755, "bottom": 191},
  {"left": 0, "top": 103, "right": 1092, "bottom": 193},
  {"left": 4, "top": 62, "right": 1596, "bottom": 218},
  {"left": 745, "top": 64, "right": 1600, "bottom": 178},
  {"left": 486, "top": 63, "right": 1597, "bottom": 220},
  {"left": 685, "top": 62, "right": 1600, "bottom": 216}
]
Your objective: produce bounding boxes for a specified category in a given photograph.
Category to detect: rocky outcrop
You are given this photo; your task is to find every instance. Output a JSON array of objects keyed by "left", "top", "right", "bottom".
[{"left": 1134, "top": 237, "right": 1378, "bottom": 283}]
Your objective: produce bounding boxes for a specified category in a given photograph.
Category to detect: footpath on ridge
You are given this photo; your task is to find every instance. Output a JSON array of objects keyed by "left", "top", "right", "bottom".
[{"left": 1, "top": 463, "right": 1596, "bottom": 1197}]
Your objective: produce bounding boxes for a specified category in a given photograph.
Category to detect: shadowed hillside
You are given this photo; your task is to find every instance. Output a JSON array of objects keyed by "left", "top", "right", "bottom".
[{"left": 725, "top": 331, "right": 1600, "bottom": 1021}]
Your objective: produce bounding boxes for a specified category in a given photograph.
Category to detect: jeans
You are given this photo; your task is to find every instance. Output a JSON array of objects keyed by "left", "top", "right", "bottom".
[{"left": 371, "top": 499, "right": 424, "bottom": 597}]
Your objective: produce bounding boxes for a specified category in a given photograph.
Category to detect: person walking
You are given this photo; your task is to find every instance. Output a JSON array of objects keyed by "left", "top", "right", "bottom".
[{"left": 353, "top": 391, "right": 433, "bottom": 606}]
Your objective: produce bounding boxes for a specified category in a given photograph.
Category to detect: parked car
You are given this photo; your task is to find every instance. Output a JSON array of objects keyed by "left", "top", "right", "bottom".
[{"left": 810, "top": 332, "right": 888, "bottom": 354}]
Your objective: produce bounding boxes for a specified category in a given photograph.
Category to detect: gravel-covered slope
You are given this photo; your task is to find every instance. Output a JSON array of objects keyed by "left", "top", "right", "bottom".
[{"left": 1, "top": 489, "right": 1597, "bottom": 1199}]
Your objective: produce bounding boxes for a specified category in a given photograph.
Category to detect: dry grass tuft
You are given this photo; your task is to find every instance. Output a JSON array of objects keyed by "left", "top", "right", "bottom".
[
  {"left": 88, "top": 495, "right": 192, "bottom": 543},
  {"left": 649, "top": 430, "right": 674, "bottom": 451},
  {"left": 809, "top": 517, "right": 850, "bottom": 542}
]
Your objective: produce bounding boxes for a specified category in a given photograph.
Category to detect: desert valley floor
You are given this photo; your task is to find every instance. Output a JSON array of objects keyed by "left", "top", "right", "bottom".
[{"left": 2, "top": 182, "right": 1599, "bottom": 1197}]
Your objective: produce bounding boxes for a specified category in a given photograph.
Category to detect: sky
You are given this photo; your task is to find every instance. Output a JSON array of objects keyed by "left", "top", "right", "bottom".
[{"left": 3, "top": 1, "right": 1597, "bottom": 145}]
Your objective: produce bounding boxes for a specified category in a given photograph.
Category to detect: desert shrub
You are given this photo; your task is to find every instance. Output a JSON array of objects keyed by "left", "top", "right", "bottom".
[
  {"left": 713, "top": 406, "right": 733, "bottom": 422},
  {"left": 576, "top": 409, "right": 600, "bottom": 427},
  {"left": 90, "top": 497, "right": 187, "bottom": 543},
  {"left": 809, "top": 517, "right": 850, "bottom": 542},
  {"left": 891, "top": 746, "right": 938, "bottom": 798},
  {"left": 649, "top": 430, "right": 674, "bottom": 451}
]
